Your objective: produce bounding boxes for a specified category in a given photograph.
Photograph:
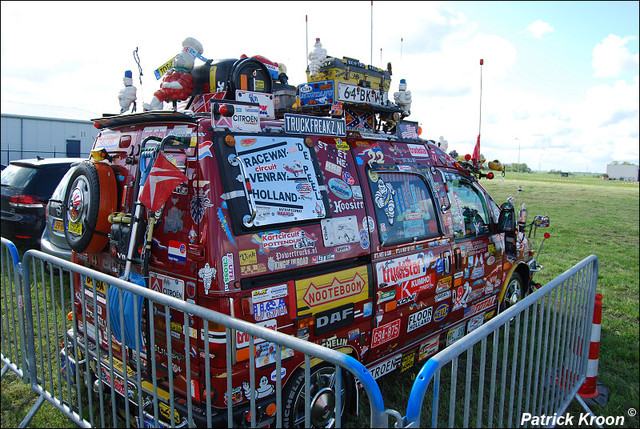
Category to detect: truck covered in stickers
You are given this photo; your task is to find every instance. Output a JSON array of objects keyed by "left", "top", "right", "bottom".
[{"left": 61, "top": 38, "right": 549, "bottom": 428}]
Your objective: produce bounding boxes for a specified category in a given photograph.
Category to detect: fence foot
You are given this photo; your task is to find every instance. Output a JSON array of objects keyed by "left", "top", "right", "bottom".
[
  {"left": 580, "top": 381, "right": 610, "bottom": 408},
  {"left": 18, "top": 395, "right": 46, "bottom": 428},
  {"left": 574, "top": 394, "right": 604, "bottom": 429},
  {"left": 1, "top": 364, "right": 8, "bottom": 378}
]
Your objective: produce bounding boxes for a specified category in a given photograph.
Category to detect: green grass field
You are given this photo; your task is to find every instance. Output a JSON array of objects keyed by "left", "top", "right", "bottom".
[
  {"left": 2, "top": 174, "right": 639, "bottom": 428},
  {"left": 484, "top": 175, "right": 639, "bottom": 427}
]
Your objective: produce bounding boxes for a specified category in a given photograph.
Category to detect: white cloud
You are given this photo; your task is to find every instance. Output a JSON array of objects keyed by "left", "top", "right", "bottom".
[
  {"left": 525, "top": 20, "right": 554, "bottom": 39},
  {"left": 592, "top": 34, "right": 640, "bottom": 78}
]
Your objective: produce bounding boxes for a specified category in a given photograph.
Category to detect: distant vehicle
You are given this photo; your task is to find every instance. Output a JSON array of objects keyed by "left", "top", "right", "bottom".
[
  {"left": 1, "top": 157, "right": 85, "bottom": 248},
  {"left": 40, "top": 164, "right": 81, "bottom": 259}
]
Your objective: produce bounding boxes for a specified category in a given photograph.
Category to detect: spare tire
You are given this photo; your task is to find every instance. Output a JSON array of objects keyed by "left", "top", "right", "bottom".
[{"left": 63, "top": 161, "right": 117, "bottom": 253}]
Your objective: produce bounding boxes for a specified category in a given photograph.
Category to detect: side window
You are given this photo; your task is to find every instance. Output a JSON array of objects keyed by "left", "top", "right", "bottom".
[
  {"left": 369, "top": 171, "right": 440, "bottom": 246},
  {"left": 444, "top": 172, "right": 490, "bottom": 240}
]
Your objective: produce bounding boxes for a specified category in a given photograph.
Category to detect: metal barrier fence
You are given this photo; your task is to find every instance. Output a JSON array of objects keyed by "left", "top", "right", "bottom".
[
  {"left": 402, "top": 254, "right": 600, "bottom": 428},
  {"left": 1, "top": 239, "right": 601, "bottom": 429},
  {"left": 10, "top": 248, "right": 390, "bottom": 428},
  {"left": 1, "top": 237, "right": 28, "bottom": 381}
]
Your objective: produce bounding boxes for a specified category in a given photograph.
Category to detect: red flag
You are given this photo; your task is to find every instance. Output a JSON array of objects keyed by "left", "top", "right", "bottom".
[
  {"left": 472, "top": 134, "right": 481, "bottom": 166},
  {"left": 139, "top": 153, "right": 188, "bottom": 212}
]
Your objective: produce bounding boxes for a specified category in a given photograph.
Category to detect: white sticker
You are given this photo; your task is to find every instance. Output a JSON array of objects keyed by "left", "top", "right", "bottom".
[
  {"left": 251, "top": 284, "right": 288, "bottom": 304},
  {"left": 236, "top": 319, "right": 277, "bottom": 349},
  {"left": 321, "top": 216, "right": 360, "bottom": 246},
  {"left": 369, "top": 354, "right": 402, "bottom": 379},
  {"left": 150, "top": 272, "right": 185, "bottom": 300}
]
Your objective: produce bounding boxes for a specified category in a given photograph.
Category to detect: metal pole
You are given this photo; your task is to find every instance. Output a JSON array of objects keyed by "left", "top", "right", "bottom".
[{"left": 370, "top": 1, "right": 373, "bottom": 65}]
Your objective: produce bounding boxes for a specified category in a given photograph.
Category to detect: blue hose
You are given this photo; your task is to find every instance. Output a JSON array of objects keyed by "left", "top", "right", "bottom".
[{"left": 109, "top": 272, "right": 146, "bottom": 350}]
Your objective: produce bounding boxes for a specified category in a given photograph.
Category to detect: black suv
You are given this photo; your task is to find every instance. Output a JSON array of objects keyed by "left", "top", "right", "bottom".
[{"left": 1, "top": 157, "right": 85, "bottom": 249}]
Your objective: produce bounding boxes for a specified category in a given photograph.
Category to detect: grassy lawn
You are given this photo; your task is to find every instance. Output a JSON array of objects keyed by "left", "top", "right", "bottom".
[
  {"left": 481, "top": 174, "right": 639, "bottom": 427},
  {"left": 3, "top": 174, "right": 638, "bottom": 427}
]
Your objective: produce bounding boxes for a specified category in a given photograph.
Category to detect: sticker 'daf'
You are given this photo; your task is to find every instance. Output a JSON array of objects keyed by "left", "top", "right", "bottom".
[{"left": 296, "top": 266, "right": 369, "bottom": 316}]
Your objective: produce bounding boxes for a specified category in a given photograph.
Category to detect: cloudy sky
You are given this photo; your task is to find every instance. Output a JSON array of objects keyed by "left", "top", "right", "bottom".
[{"left": 1, "top": 1, "right": 638, "bottom": 173}]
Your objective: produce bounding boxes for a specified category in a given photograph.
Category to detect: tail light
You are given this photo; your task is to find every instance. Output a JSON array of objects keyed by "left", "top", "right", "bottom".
[{"left": 9, "top": 194, "right": 44, "bottom": 208}]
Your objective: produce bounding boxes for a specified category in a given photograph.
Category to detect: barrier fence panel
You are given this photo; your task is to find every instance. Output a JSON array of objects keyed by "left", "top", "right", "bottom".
[
  {"left": 403, "top": 255, "right": 599, "bottom": 428},
  {"left": 1, "top": 237, "right": 29, "bottom": 381},
  {"left": 16, "top": 248, "right": 390, "bottom": 428}
]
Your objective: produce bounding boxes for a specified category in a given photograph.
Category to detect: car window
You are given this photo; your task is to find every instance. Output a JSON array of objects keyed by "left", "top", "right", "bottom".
[
  {"left": 1, "top": 164, "right": 37, "bottom": 190},
  {"left": 30, "top": 165, "right": 70, "bottom": 200},
  {"left": 369, "top": 171, "right": 440, "bottom": 246},
  {"left": 443, "top": 171, "right": 490, "bottom": 240},
  {"left": 50, "top": 166, "right": 76, "bottom": 200}
]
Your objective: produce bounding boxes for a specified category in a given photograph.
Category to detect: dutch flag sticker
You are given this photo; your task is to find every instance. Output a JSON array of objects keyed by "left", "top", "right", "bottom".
[{"left": 168, "top": 240, "right": 187, "bottom": 264}]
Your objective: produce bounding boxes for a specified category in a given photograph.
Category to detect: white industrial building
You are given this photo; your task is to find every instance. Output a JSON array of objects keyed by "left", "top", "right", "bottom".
[
  {"left": 606, "top": 163, "right": 639, "bottom": 182},
  {"left": 1, "top": 101, "right": 100, "bottom": 166}
]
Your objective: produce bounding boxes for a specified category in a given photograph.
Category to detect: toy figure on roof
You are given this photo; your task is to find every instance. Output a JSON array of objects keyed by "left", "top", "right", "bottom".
[
  {"left": 118, "top": 70, "right": 137, "bottom": 113},
  {"left": 308, "top": 38, "right": 327, "bottom": 77},
  {"left": 393, "top": 78, "right": 412, "bottom": 115},
  {"left": 437, "top": 136, "right": 448, "bottom": 152},
  {"left": 144, "top": 37, "right": 203, "bottom": 111}
]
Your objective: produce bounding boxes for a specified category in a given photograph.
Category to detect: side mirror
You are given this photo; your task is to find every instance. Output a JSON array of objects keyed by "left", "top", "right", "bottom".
[
  {"left": 498, "top": 202, "right": 516, "bottom": 233},
  {"left": 533, "top": 215, "right": 550, "bottom": 228}
]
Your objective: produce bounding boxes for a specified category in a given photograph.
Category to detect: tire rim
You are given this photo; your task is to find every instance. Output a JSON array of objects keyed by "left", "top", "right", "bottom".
[
  {"left": 292, "top": 368, "right": 346, "bottom": 428},
  {"left": 67, "top": 176, "right": 90, "bottom": 224},
  {"left": 503, "top": 277, "right": 522, "bottom": 311}
]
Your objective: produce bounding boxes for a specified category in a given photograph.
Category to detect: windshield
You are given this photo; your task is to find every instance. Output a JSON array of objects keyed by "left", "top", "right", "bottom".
[
  {"left": 1, "top": 164, "right": 37, "bottom": 189},
  {"left": 50, "top": 167, "right": 76, "bottom": 200}
]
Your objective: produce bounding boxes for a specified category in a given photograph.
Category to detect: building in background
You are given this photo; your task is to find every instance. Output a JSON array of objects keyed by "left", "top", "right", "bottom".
[
  {"left": 606, "top": 163, "right": 639, "bottom": 181},
  {"left": 1, "top": 101, "right": 100, "bottom": 166}
]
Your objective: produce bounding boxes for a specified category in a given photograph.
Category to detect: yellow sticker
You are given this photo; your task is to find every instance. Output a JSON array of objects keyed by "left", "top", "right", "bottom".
[
  {"left": 68, "top": 221, "right": 82, "bottom": 235},
  {"left": 154, "top": 57, "right": 175, "bottom": 79},
  {"left": 335, "top": 138, "right": 350, "bottom": 151},
  {"left": 295, "top": 266, "right": 369, "bottom": 316},
  {"left": 239, "top": 249, "right": 257, "bottom": 266}
]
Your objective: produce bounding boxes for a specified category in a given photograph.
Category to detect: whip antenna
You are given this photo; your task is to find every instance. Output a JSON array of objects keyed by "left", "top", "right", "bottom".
[{"left": 134, "top": 47, "right": 144, "bottom": 111}]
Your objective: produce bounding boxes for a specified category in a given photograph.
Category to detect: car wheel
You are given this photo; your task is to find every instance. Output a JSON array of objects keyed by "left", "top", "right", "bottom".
[
  {"left": 282, "top": 364, "right": 352, "bottom": 428},
  {"left": 499, "top": 272, "right": 524, "bottom": 314},
  {"left": 63, "top": 161, "right": 117, "bottom": 253}
]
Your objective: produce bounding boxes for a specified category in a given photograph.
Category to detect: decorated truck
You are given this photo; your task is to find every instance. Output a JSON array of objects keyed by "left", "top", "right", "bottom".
[{"left": 61, "top": 37, "right": 549, "bottom": 427}]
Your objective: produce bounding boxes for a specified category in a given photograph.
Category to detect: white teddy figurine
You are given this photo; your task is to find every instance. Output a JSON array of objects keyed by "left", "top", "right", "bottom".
[
  {"left": 437, "top": 136, "right": 448, "bottom": 152},
  {"left": 394, "top": 78, "right": 412, "bottom": 115},
  {"left": 118, "top": 70, "right": 137, "bottom": 113},
  {"left": 308, "top": 38, "right": 327, "bottom": 77}
]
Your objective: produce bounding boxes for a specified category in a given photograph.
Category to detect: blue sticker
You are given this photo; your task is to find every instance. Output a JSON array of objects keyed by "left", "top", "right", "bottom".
[
  {"left": 359, "top": 229, "right": 369, "bottom": 249},
  {"left": 253, "top": 298, "right": 288, "bottom": 322},
  {"left": 328, "top": 178, "right": 353, "bottom": 200},
  {"left": 217, "top": 208, "right": 236, "bottom": 247},
  {"left": 433, "top": 303, "right": 449, "bottom": 323}
]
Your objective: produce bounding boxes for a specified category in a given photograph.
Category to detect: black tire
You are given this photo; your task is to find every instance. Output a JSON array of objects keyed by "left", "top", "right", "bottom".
[
  {"left": 63, "top": 161, "right": 115, "bottom": 253},
  {"left": 499, "top": 272, "right": 523, "bottom": 314},
  {"left": 282, "top": 364, "right": 353, "bottom": 428}
]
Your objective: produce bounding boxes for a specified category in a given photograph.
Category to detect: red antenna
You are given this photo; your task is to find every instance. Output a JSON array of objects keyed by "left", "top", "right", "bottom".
[{"left": 473, "top": 58, "right": 484, "bottom": 167}]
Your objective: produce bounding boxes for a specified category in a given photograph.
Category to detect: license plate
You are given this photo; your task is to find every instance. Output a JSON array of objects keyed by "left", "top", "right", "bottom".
[
  {"left": 53, "top": 219, "right": 64, "bottom": 232},
  {"left": 84, "top": 276, "right": 107, "bottom": 294},
  {"left": 68, "top": 221, "right": 82, "bottom": 235},
  {"left": 338, "top": 83, "right": 388, "bottom": 107},
  {"left": 446, "top": 323, "right": 466, "bottom": 346}
]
